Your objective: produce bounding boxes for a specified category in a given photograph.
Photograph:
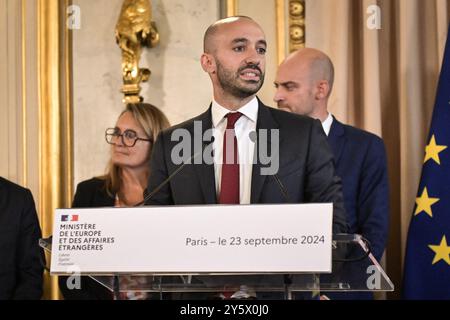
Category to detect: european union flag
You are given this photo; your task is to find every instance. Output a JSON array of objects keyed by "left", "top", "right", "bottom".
[{"left": 403, "top": 26, "right": 450, "bottom": 299}]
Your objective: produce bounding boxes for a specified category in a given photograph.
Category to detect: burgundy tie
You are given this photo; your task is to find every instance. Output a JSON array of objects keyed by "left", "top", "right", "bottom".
[{"left": 219, "top": 112, "right": 243, "bottom": 204}]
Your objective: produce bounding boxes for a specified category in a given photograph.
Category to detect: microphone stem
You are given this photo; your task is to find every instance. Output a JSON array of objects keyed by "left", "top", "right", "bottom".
[{"left": 140, "top": 139, "right": 214, "bottom": 206}]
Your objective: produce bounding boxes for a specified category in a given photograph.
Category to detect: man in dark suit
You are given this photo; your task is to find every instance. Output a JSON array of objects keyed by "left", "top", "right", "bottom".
[
  {"left": 146, "top": 16, "right": 347, "bottom": 300},
  {"left": 146, "top": 16, "right": 347, "bottom": 233},
  {"left": 0, "top": 177, "right": 44, "bottom": 299},
  {"left": 274, "top": 48, "right": 390, "bottom": 299}
]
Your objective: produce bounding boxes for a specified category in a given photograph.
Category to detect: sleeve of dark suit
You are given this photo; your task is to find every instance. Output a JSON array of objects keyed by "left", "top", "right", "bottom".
[
  {"left": 146, "top": 131, "right": 174, "bottom": 205},
  {"left": 12, "top": 189, "right": 44, "bottom": 300},
  {"left": 357, "top": 137, "right": 390, "bottom": 261},
  {"left": 304, "top": 120, "right": 348, "bottom": 234}
]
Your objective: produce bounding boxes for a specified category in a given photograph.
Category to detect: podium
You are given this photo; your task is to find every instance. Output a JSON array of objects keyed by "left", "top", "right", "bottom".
[{"left": 40, "top": 233, "right": 394, "bottom": 299}]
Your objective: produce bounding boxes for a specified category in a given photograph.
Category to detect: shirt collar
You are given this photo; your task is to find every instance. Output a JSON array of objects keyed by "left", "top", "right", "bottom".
[
  {"left": 211, "top": 97, "right": 259, "bottom": 127},
  {"left": 321, "top": 112, "right": 333, "bottom": 136}
]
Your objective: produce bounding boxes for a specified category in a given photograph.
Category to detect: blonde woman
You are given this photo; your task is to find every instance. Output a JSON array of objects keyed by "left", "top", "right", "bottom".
[{"left": 60, "top": 102, "right": 170, "bottom": 299}]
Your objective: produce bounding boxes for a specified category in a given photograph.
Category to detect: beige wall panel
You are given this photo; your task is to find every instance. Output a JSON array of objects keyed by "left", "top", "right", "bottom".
[
  {"left": 7, "top": 0, "right": 20, "bottom": 183},
  {"left": 73, "top": 0, "right": 220, "bottom": 187},
  {"left": 0, "top": 0, "right": 8, "bottom": 177},
  {"left": 0, "top": 0, "right": 22, "bottom": 183},
  {"left": 23, "top": 0, "right": 40, "bottom": 200},
  {"left": 0, "top": 0, "right": 40, "bottom": 206},
  {"left": 305, "top": 0, "right": 352, "bottom": 123}
]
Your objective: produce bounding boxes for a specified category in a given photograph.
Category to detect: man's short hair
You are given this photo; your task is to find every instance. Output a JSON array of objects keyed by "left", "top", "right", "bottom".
[{"left": 203, "top": 16, "right": 254, "bottom": 53}]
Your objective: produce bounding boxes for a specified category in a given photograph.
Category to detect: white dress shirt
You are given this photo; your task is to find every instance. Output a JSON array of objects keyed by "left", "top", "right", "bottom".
[
  {"left": 321, "top": 112, "right": 333, "bottom": 136},
  {"left": 211, "top": 97, "right": 258, "bottom": 204}
]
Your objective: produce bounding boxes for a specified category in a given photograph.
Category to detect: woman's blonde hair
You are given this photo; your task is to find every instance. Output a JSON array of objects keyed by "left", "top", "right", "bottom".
[{"left": 101, "top": 103, "right": 170, "bottom": 197}]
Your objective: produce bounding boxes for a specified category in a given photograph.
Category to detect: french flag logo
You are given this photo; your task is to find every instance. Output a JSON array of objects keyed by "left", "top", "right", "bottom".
[{"left": 61, "top": 214, "right": 79, "bottom": 222}]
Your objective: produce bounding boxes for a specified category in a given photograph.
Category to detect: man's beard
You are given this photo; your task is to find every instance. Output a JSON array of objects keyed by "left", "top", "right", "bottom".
[{"left": 216, "top": 59, "right": 265, "bottom": 99}]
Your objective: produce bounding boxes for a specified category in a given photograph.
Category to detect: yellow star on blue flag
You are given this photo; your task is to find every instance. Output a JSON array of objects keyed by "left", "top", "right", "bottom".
[
  {"left": 414, "top": 187, "right": 439, "bottom": 218},
  {"left": 428, "top": 235, "right": 450, "bottom": 265},
  {"left": 403, "top": 24, "right": 450, "bottom": 299},
  {"left": 424, "top": 135, "right": 447, "bottom": 165}
]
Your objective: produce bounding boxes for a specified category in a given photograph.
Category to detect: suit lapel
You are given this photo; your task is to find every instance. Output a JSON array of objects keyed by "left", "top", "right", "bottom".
[
  {"left": 327, "top": 116, "right": 346, "bottom": 166},
  {"left": 251, "top": 100, "right": 279, "bottom": 203},
  {"left": 192, "top": 106, "right": 217, "bottom": 204}
]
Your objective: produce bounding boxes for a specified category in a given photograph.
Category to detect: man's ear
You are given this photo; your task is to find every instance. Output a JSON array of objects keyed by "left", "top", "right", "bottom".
[
  {"left": 201, "top": 53, "right": 216, "bottom": 74},
  {"left": 316, "top": 80, "right": 330, "bottom": 100}
]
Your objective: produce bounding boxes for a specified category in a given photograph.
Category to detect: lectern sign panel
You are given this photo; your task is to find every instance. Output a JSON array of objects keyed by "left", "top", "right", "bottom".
[{"left": 50, "top": 203, "right": 332, "bottom": 274}]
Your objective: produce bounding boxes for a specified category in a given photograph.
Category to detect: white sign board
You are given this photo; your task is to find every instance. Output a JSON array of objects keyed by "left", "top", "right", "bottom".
[{"left": 50, "top": 203, "right": 332, "bottom": 274}]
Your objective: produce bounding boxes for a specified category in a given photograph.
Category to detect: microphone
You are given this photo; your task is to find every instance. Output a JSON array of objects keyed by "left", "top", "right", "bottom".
[
  {"left": 249, "top": 130, "right": 293, "bottom": 294},
  {"left": 249, "top": 130, "right": 291, "bottom": 203},
  {"left": 269, "top": 173, "right": 293, "bottom": 296},
  {"left": 137, "top": 135, "right": 214, "bottom": 288},
  {"left": 251, "top": 130, "right": 362, "bottom": 259},
  {"left": 138, "top": 136, "right": 215, "bottom": 206},
  {"left": 272, "top": 174, "right": 291, "bottom": 202}
]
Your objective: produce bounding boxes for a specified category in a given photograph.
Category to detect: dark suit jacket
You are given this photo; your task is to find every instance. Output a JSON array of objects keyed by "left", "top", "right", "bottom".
[
  {"left": 147, "top": 100, "right": 348, "bottom": 234},
  {"left": 0, "top": 177, "right": 44, "bottom": 299},
  {"left": 58, "top": 178, "right": 114, "bottom": 300},
  {"left": 59, "top": 178, "right": 171, "bottom": 300},
  {"left": 71, "top": 177, "right": 115, "bottom": 208},
  {"left": 328, "top": 117, "right": 389, "bottom": 261}
]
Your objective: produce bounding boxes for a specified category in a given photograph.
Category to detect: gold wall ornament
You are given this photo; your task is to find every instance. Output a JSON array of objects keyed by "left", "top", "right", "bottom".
[
  {"left": 225, "top": 0, "right": 237, "bottom": 17},
  {"left": 275, "top": 0, "right": 286, "bottom": 65},
  {"left": 289, "top": 0, "right": 305, "bottom": 52},
  {"left": 115, "top": 0, "right": 159, "bottom": 104}
]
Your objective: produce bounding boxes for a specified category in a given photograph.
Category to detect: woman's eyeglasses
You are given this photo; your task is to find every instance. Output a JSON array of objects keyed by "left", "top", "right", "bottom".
[{"left": 105, "top": 128, "right": 152, "bottom": 147}]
